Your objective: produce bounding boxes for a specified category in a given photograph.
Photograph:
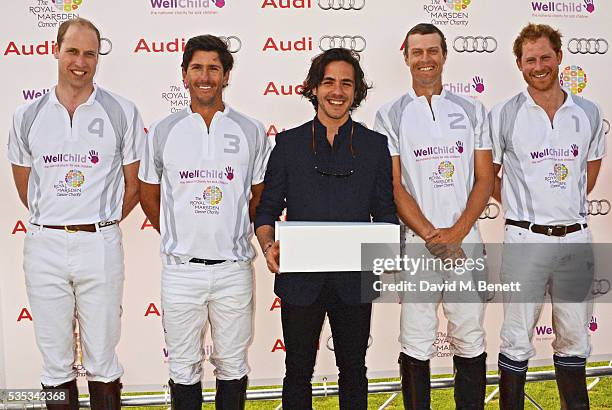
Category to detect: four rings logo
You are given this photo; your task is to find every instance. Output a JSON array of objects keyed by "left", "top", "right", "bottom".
[
  {"left": 99, "top": 37, "right": 112, "bottom": 56},
  {"left": 592, "top": 279, "right": 610, "bottom": 295},
  {"left": 568, "top": 38, "right": 608, "bottom": 55},
  {"left": 587, "top": 199, "right": 610, "bottom": 216},
  {"left": 326, "top": 334, "right": 373, "bottom": 351},
  {"left": 319, "top": 35, "right": 366, "bottom": 52},
  {"left": 453, "top": 36, "right": 497, "bottom": 53},
  {"left": 219, "top": 36, "right": 242, "bottom": 53},
  {"left": 479, "top": 202, "right": 500, "bottom": 220},
  {"left": 318, "top": 0, "right": 365, "bottom": 10}
]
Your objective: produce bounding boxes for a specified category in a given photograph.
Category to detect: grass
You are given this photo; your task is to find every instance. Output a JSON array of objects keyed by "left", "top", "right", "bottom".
[{"left": 126, "top": 362, "right": 612, "bottom": 409}]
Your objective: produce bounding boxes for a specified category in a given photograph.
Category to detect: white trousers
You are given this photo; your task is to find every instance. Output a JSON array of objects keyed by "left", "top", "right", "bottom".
[
  {"left": 399, "top": 228, "right": 487, "bottom": 361},
  {"left": 499, "top": 224, "right": 593, "bottom": 362},
  {"left": 161, "top": 260, "right": 253, "bottom": 385},
  {"left": 23, "top": 223, "right": 124, "bottom": 386}
]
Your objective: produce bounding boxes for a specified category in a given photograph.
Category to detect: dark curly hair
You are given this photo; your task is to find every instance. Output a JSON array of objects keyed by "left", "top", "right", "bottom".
[
  {"left": 181, "top": 35, "right": 233, "bottom": 73},
  {"left": 300, "top": 48, "right": 371, "bottom": 111}
]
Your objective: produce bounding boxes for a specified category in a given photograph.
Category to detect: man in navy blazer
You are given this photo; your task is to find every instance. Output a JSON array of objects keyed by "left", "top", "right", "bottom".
[{"left": 255, "top": 48, "right": 397, "bottom": 410}]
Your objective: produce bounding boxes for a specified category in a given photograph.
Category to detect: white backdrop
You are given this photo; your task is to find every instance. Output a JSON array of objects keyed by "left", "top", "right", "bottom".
[{"left": 1, "top": 0, "right": 611, "bottom": 391}]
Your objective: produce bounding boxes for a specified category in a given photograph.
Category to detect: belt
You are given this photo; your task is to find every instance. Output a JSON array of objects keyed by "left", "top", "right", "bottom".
[
  {"left": 505, "top": 219, "right": 587, "bottom": 237},
  {"left": 32, "top": 220, "right": 118, "bottom": 233},
  {"left": 189, "top": 258, "right": 227, "bottom": 265}
]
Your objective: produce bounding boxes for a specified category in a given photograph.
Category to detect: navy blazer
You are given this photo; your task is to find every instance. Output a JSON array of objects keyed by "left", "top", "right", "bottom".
[{"left": 255, "top": 116, "right": 398, "bottom": 306}]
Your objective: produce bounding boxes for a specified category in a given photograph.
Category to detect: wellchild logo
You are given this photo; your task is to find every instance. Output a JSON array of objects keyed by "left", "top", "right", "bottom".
[
  {"left": 149, "top": 0, "right": 226, "bottom": 15},
  {"left": 529, "top": 146, "right": 574, "bottom": 161},
  {"left": 42, "top": 152, "right": 98, "bottom": 167},
  {"left": 413, "top": 144, "right": 460, "bottom": 159},
  {"left": 560, "top": 65, "right": 587, "bottom": 95},
  {"left": 22, "top": 88, "right": 50, "bottom": 101},
  {"left": 444, "top": 76, "right": 485, "bottom": 95},
  {"left": 224, "top": 166, "right": 234, "bottom": 181},
  {"left": 423, "top": 0, "right": 470, "bottom": 26},
  {"left": 531, "top": 0, "right": 595, "bottom": 18}
]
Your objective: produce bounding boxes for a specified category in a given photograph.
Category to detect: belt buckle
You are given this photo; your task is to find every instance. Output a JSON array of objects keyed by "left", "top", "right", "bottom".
[
  {"left": 64, "top": 225, "right": 78, "bottom": 233},
  {"left": 554, "top": 225, "right": 567, "bottom": 237}
]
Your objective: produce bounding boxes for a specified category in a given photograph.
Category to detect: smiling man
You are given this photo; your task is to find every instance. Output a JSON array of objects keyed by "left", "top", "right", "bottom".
[
  {"left": 490, "top": 23, "right": 605, "bottom": 409},
  {"left": 255, "top": 48, "right": 397, "bottom": 409},
  {"left": 374, "top": 23, "right": 494, "bottom": 409},
  {"left": 139, "top": 35, "right": 271, "bottom": 410},
  {"left": 7, "top": 17, "right": 144, "bottom": 410}
]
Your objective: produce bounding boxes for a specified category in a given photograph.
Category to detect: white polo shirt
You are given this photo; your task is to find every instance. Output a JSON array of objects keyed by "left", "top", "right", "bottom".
[
  {"left": 138, "top": 105, "right": 271, "bottom": 265},
  {"left": 7, "top": 85, "right": 145, "bottom": 225},
  {"left": 375, "top": 89, "right": 491, "bottom": 228},
  {"left": 490, "top": 90, "right": 605, "bottom": 225}
]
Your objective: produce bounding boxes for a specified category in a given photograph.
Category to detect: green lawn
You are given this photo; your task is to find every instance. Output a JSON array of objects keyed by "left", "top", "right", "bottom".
[{"left": 127, "top": 362, "right": 612, "bottom": 409}]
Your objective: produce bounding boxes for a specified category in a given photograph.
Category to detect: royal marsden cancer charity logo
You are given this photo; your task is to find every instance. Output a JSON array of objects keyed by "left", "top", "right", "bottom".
[
  {"left": 53, "top": 169, "right": 85, "bottom": 197},
  {"left": 190, "top": 185, "right": 223, "bottom": 215},
  {"left": 429, "top": 160, "right": 456, "bottom": 188},
  {"left": 28, "top": 0, "right": 82, "bottom": 29},
  {"left": 149, "top": 0, "right": 226, "bottom": 15},
  {"left": 531, "top": 0, "right": 595, "bottom": 18},
  {"left": 161, "top": 85, "right": 189, "bottom": 113},
  {"left": 545, "top": 163, "right": 569, "bottom": 189},
  {"left": 560, "top": 65, "right": 588, "bottom": 95},
  {"left": 423, "top": 0, "right": 471, "bottom": 26}
]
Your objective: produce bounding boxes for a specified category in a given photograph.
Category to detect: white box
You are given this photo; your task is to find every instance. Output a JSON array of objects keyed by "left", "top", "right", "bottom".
[{"left": 275, "top": 221, "right": 400, "bottom": 273}]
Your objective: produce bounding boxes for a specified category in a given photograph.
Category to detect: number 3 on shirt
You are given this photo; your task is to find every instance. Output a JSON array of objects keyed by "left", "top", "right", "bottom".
[{"left": 224, "top": 134, "right": 241, "bottom": 154}]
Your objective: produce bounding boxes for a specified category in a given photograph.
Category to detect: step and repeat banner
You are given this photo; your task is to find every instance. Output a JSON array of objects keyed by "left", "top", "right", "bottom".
[{"left": 1, "top": 0, "right": 611, "bottom": 391}]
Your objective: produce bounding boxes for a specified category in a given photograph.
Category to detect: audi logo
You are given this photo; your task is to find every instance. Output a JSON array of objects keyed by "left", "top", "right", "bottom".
[
  {"left": 319, "top": 35, "right": 366, "bottom": 52},
  {"left": 99, "top": 37, "right": 112, "bottom": 56},
  {"left": 604, "top": 119, "right": 610, "bottom": 135},
  {"left": 567, "top": 38, "right": 608, "bottom": 55},
  {"left": 587, "top": 199, "right": 610, "bottom": 216},
  {"left": 326, "top": 334, "right": 373, "bottom": 351},
  {"left": 592, "top": 278, "right": 610, "bottom": 295},
  {"left": 318, "top": 0, "right": 365, "bottom": 10},
  {"left": 453, "top": 36, "right": 497, "bottom": 53},
  {"left": 479, "top": 202, "right": 500, "bottom": 220},
  {"left": 219, "top": 36, "right": 242, "bottom": 53}
]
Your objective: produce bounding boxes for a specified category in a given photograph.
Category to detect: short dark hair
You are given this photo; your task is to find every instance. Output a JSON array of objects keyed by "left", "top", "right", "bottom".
[
  {"left": 403, "top": 23, "right": 447, "bottom": 57},
  {"left": 57, "top": 17, "right": 101, "bottom": 51},
  {"left": 513, "top": 23, "right": 562, "bottom": 60},
  {"left": 181, "top": 35, "right": 234, "bottom": 73},
  {"left": 300, "top": 48, "right": 371, "bottom": 111}
]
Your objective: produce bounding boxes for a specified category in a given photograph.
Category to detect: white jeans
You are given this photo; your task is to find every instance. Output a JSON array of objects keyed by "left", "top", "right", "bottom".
[
  {"left": 161, "top": 260, "right": 253, "bottom": 384},
  {"left": 399, "top": 228, "right": 487, "bottom": 361},
  {"left": 499, "top": 224, "right": 593, "bottom": 362},
  {"left": 23, "top": 223, "right": 124, "bottom": 386}
]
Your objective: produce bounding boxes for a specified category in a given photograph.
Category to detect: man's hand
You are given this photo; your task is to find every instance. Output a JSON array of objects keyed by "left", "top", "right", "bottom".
[
  {"left": 424, "top": 226, "right": 467, "bottom": 261},
  {"left": 264, "top": 240, "right": 280, "bottom": 274}
]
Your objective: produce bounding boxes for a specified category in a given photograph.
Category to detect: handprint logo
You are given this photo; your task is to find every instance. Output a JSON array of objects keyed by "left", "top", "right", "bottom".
[
  {"left": 88, "top": 150, "right": 99, "bottom": 164},
  {"left": 472, "top": 76, "right": 485, "bottom": 94},
  {"left": 213, "top": 0, "right": 226, "bottom": 7},
  {"left": 571, "top": 144, "right": 579, "bottom": 157},
  {"left": 456, "top": 141, "right": 464, "bottom": 154},
  {"left": 584, "top": 0, "right": 595, "bottom": 13},
  {"left": 589, "top": 316, "right": 598, "bottom": 332},
  {"left": 225, "top": 166, "right": 234, "bottom": 181}
]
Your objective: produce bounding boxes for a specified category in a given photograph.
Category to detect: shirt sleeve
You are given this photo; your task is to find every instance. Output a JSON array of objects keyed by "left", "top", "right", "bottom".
[
  {"left": 121, "top": 104, "right": 146, "bottom": 165},
  {"left": 7, "top": 109, "right": 32, "bottom": 167},
  {"left": 254, "top": 133, "right": 288, "bottom": 230},
  {"left": 371, "top": 135, "right": 398, "bottom": 224},
  {"left": 374, "top": 107, "right": 400, "bottom": 156},
  {"left": 138, "top": 123, "right": 162, "bottom": 184},
  {"left": 252, "top": 121, "right": 272, "bottom": 185},
  {"left": 489, "top": 108, "right": 504, "bottom": 165},
  {"left": 587, "top": 103, "right": 606, "bottom": 161},
  {"left": 474, "top": 100, "right": 492, "bottom": 150}
]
